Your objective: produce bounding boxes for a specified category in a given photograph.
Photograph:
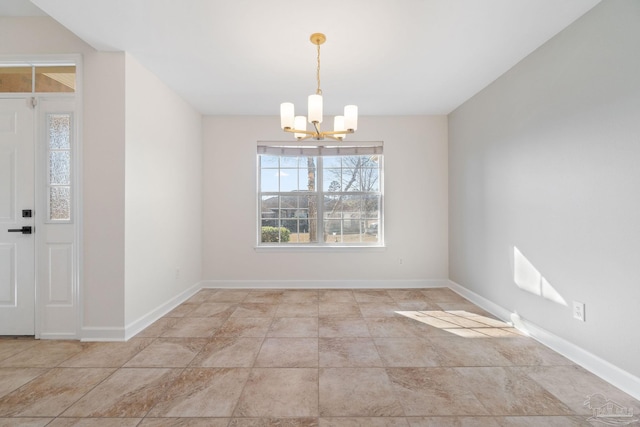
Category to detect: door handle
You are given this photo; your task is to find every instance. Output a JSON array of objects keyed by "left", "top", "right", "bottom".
[{"left": 7, "top": 226, "right": 32, "bottom": 234}]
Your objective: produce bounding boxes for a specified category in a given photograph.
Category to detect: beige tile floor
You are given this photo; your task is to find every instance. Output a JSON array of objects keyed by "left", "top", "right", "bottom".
[{"left": 0, "top": 288, "right": 638, "bottom": 426}]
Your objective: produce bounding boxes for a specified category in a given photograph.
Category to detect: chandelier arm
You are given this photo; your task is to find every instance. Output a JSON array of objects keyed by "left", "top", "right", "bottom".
[
  {"left": 321, "top": 129, "right": 355, "bottom": 136},
  {"left": 283, "top": 128, "right": 317, "bottom": 136},
  {"left": 323, "top": 134, "right": 342, "bottom": 141}
]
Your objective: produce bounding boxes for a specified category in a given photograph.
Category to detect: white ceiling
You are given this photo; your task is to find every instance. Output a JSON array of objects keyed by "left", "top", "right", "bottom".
[{"left": 4, "top": 0, "right": 600, "bottom": 115}]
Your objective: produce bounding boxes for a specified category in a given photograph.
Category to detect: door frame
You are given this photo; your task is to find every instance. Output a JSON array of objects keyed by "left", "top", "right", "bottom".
[{"left": 0, "top": 54, "right": 83, "bottom": 339}]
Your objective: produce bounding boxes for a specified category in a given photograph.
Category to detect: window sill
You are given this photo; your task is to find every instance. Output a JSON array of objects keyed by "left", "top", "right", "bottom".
[{"left": 254, "top": 245, "right": 386, "bottom": 253}]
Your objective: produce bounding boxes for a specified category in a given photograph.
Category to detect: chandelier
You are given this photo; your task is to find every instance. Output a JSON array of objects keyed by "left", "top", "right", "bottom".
[{"left": 280, "top": 33, "right": 358, "bottom": 141}]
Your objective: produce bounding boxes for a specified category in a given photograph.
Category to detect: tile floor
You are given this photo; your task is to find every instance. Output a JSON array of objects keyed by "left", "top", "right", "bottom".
[{"left": 0, "top": 288, "right": 638, "bottom": 426}]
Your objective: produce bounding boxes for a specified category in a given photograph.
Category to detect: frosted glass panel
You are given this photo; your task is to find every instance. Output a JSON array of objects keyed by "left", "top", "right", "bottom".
[
  {"left": 49, "top": 151, "right": 70, "bottom": 185},
  {"left": 50, "top": 187, "right": 71, "bottom": 221},
  {"left": 49, "top": 114, "right": 71, "bottom": 149},
  {"left": 47, "top": 113, "right": 72, "bottom": 222}
]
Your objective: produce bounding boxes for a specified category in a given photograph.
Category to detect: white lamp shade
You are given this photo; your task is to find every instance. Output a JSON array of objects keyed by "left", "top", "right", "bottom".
[
  {"left": 344, "top": 105, "right": 358, "bottom": 131},
  {"left": 280, "top": 102, "right": 294, "bottom": 129},
  {"left": 334, "top": 115, "right": 345, "bottom": 140},
  {"left": 308, "top": 94, "right": 323, "bottom": 123},
  {"left": 294, "top": 115, "right": 307, "bottom": 139}
]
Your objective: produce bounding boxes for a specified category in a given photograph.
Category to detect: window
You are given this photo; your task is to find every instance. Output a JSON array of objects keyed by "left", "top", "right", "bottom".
[
  {"left": 47, "top": 113, "right": 73, "bottom": 222},
  {"left": 0, "top": 65, "right": 76, "bottom": 93},
  {"left": 258, "top": 142, "right": 383, "bottom": 246}
]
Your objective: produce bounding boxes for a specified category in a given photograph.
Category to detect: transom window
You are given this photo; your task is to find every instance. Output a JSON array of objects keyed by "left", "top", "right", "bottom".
[
  {"left": 257, "top": 142, "right": 383, "bottom": 247},
  {"left": 0, "top": 65, "right": 76, "bottom": 93}
]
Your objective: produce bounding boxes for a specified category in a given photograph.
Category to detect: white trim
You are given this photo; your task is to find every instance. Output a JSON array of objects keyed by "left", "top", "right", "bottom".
[
  {"left": 74, "top": 55, "right": 84, "bottom": 340},
  {"left": 201, "top": 279, "right": 450, "bottom": 289},
  {"left": 0, "top": 54, "right": 81, "bottom": 66},
  {"left": 448, "top": 280, "right": 640, "bottom": 401},
  {"left": 122, "top": 281, "right": 202, "bottom": 341},
  {"left": 39, "top": 332, "right": 78, "bottom": 340},
  {"left": 257, "top": 140, "right": 384, "bottom": 148},
  {"left": 254, "top": 245, "right": 386, "bottom": 252},
  {"left": 35, "top": 96, "right": 80, "bottom": 340},
  {"left": 81, "top": 326, "right": 126, "bottom": 342},
  {"left": 447, "top": 280, "right": 515, "bottom": 324}
]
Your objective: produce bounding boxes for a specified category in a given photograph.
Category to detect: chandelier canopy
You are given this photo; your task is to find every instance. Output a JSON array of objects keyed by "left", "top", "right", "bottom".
[{"left": 280, "top": 33, "right": 358, "bottom": 141}]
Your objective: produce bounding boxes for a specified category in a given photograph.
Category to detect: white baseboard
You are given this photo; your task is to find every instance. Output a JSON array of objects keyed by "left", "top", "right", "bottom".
[
  {"left": 122, "top": 281, "right": 203, "bottom": 341},
  {"left": 81, "top": 326, "right": 126, "bottom": 342},
  {"left": 201, "top": 279, "right": 450, "bottom": 289},
  {"left": 448, "top": 280, "right": 640, "bottom": 401},
  {"left": 39, "top": 332, "right": 80, "bottom": 340},
  {"left": 447, "top": 280, "right": 515, "bottom": 323}
]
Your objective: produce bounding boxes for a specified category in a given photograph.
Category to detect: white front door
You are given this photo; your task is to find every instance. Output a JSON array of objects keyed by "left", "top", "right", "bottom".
[{"left": 0, "top": 98, "right": 35, "bottom": 335}]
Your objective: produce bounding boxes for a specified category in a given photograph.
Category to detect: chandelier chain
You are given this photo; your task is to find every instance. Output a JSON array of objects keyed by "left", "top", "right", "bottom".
[{"left": 316, "top": 42, "right": 322, "bottom": 95}]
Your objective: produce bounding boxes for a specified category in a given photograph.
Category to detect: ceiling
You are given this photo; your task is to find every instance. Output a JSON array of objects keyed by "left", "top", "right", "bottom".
[{"left": 3, "top": 0, "right": 600, "bottom": 116}]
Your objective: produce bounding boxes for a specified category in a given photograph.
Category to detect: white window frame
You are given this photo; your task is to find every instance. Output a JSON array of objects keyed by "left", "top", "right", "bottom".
[{"left": 257, "top": 141, "right": 384, "bottom": 249}]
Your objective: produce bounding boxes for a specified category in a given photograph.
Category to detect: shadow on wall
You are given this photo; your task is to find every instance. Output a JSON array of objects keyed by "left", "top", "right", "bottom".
[{"left": 513, "top": 246, "right": 567, "bottom": 306}]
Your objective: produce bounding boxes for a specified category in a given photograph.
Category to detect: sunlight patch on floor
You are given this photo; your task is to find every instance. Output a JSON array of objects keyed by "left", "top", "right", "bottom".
[{"left": 396, "top": 310, "right": 524, "bottom": 338}]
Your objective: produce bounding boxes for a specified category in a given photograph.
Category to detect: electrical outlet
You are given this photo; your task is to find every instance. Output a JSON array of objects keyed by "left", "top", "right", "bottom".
[{"left": 573, "top": 301, "right": 585, "bottom": 322}]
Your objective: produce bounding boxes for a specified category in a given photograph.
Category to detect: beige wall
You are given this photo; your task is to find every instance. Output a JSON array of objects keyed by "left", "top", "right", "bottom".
[
  {"left": 449, "top": 0, "right": 640, "bottom": 378},
  {"left": 82, "top": 52, "right": 127, "bottom": 331},
  {"left": 124, "top": 53, "right": 202, "bottom": 326},
  {"left": 202, "top": 115, "right": 449, "bottom": 285}
]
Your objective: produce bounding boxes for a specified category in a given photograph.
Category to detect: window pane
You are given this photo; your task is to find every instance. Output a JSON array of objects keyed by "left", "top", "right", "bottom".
[
  {"left": 364, "top": 195, "right": 381, "bottom": 219},
  {"left": 50, "top": 186, "right": 71, "bottom": 220},
  {"left": 303, "top": 165, "right": 316, "bottom": 191},
  {"left": 50, "top": 151, "right": 71, "bottom": 185},
  {"left": 279, "top": 168, "right": 299, "bottom": 192},
  {"left": 260, "top": 169, "right": 279, "bottom": 192},
  {"left": 260, "top": 194, "right": 316, "bottom": 243},
  {"left": 323, "top": 194, "right": 381, "bottom": 244},
  {"left": 280, "top": 156, "right": 299, "bottom": 168},
  {"left": 260, "top": 155, "right": 279, "bottom": 168},
  {"left": 302, "top": 157, "right": 317, "bottom": 191},
  {"left": 324, "top": 155, "right": 381, "bottom": 192},
  {"left": 0, "top": 67, "right": 32, "bottom": 92},
  {"left": 361, "top": 166, "right": 380, "bottom": 192},
  {"left": 261, "top": 195, "right": 279, "bottom": 220},
  {"left": 324, "top": 169, "right": 342, "bottom": 191},
  {"left": 49, "top": 114, "right": 71, "bottom": 149},
  {"left": 35, "top": 66, "right": 76, "bottom": 93}
]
